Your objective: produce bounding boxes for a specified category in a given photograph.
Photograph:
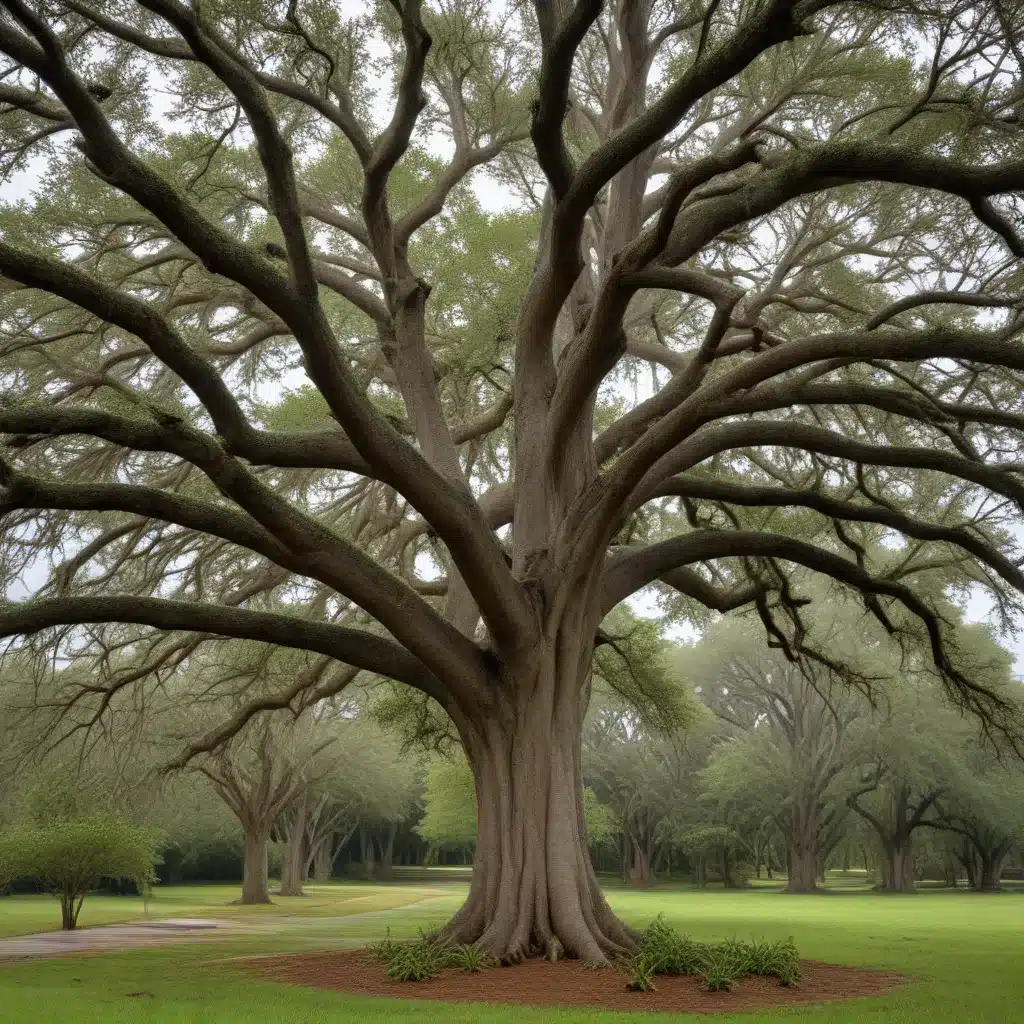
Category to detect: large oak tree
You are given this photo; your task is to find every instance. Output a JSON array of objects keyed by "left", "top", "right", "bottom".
[{"left": 0, "top": 0, "right": 1023, "bottom": 962}]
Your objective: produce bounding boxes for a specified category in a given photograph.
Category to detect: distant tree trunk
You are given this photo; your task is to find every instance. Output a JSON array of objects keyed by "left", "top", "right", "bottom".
[
  {"left": 848, "top": 784, "right": 938, "bottom": 893},
  {"left": 360, "top": 823, "right": 376, "bottom": 882},
  {"left": 628, "top": 834, "right": 653, "bottom": 886},
  {"left": 279, "top": 798, "right": 307, "bottom": 897},
  {"left": 59, "top": 890, "right": 84, "bottom": 930},
  {"left": 941, "top": 852, "right": 958, "bottom": 888},
  {"left": 722, "top": 846, "right": 740, "bottom": 888},
  {"left": 241, "top": 826, "right": 272, "bottom": 904},
  {"left": 880, "top": 839, "right": 916, "bottom": 892},
  {"left": 310, "top": 837, "right": 332, "bottom": 882},
  {"left": 956, "top": 839, "right": 978, "bottom": 890},
  {"left": 377, "top": 821, "right": 397, "bottom": 879},
  {"left": 784, "top": 797, "right": 821, "bottom": 893},
  {"left": 977, "top": 844, "right": 1011, "bottom": 892}
]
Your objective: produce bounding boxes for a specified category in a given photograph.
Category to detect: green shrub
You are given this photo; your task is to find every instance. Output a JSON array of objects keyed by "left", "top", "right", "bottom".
[
  {"left": 623, "top": 953, "right": 657, "bottom": 992},
  {"left": 700, "top": 949, "right": 738, "bottom": 992},
  {"left": 447, "top": 944, "right": 494, "bottom": 973},
  {"left": 640, "top": 914, "right": 701, "bottom": 974},
  {"left": 742, "top": 936, "right": 801, "bottom": 984},
  {"left": 624, "top": 917, "right": 802, "bottom": 993},
  {"left": 0, "top": 817, "right": 159, "bottom": 931},
  {"left": 385, "top": 944, "right": 442, "bottom": 981},
  {"left": 367, "top": 927, "right": 401, "bottom": 964}
]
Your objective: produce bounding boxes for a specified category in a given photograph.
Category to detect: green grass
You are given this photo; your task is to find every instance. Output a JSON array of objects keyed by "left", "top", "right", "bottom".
[
  {"left": 0, "top": 881, "right": 455, "bottom": 938},
  {"left": 1, "top": 880, "right": 1022, "bottom": 1021}
]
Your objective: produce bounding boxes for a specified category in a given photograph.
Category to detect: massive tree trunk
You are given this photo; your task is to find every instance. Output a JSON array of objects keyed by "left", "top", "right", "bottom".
[
  {"left": 241, "top": 826, "right": 272, "bottom": 905},
  {"left": 440, "top": 640, "right": 638, "bottom": 964}
]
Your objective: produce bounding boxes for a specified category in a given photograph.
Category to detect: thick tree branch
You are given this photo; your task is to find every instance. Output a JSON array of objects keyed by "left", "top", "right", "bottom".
[{"left": 0, "top": 596, "right": 444, "bottom": 699}]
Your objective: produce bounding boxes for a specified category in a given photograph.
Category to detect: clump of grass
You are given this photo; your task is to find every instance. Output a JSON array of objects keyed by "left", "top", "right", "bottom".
[
  {"left": 623, "top": 952, "right": 657, "bottom": 992},
  {"left": 640, "top": 914, "right": 703, "bottom": 974},
  {"left": 624, "top": 916, "right": 802, "bottom": 994},
  {"left": 447, "top": 944, "right": 495, "bottom": 973},
  {"left": 743, "top": 936, "right": 801, "bottom": 986},
  {"left": 367, "top": 926, "right": 400, "bottom": 964},
  {"left": 700, "top": 948, "right": 738, "bottom": 992},
  {"left": 371, "top": 929, "right": 495, "bottom": 981},
  {"left": 385, "top": 943, "right": 442, "bottom": 981}
]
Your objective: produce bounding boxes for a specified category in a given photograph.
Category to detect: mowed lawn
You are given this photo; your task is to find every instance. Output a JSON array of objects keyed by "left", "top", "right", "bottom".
[{"left": 0, "top": 879, "right": 1022, "bottom": 1022}]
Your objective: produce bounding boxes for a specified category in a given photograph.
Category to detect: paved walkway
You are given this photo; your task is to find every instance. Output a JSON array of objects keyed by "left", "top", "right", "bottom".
[{"left": 0, "top": 918, "right": 238, "bottom": 961}]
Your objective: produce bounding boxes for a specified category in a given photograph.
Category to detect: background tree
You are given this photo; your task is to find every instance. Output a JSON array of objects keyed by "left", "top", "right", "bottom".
[
  {"left": 691, "top": 614, "right": 862, "bottom": 892},
  {"left": 1, "top": 0, "right": 1024, "bottom": 961},
  {"left": 0, "top": 776, "right": 158, "bottom": 930}
]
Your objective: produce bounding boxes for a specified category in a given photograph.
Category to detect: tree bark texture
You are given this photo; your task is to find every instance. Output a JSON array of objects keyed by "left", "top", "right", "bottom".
[
  {"left": 785, "top": 800, "right": 820, "bottom": 893},
  {"left": 439, "top": 644, "right": 638, "bottom": 964},
  {"left": 241, "top": 828, "right": 272, "bottom": 905},
  {"left": 279, "top": 799, "right": 307, "bottom": 897}
]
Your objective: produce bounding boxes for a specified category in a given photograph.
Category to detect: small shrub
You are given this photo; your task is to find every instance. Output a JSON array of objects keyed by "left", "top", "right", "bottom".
[
  {"left": 623, "top": 953, "right": 657, "bottom": 992},
  {"left": 367, "top": 927, "right": 400, "bottom": 964},
  {"left": 448, "top": 944, "right": 494, "bottom": 973},
  {"left": 385, "top": 944, "right": 441, "bottom": 982},
  {"left": 623, "top": 918, "right": 802, "bottom": 995},
  {"left": 700, "top": 949, "right": 739, "bottom": 992},
  {"left": 743, "top": 937, "right": 801, "bottom": 985},
  {"left": 640, "top": 914, "right": 701, "bottom": 974}
]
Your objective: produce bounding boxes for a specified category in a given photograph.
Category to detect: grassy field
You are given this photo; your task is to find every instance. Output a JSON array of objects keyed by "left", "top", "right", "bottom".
[{"left": 0, "top": 878, "right": 1021, "bottom": 1021}]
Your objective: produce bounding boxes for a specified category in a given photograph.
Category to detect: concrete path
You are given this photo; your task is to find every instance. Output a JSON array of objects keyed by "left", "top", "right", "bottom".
[
  {"left": 0, "top": 918, "right": 238, "bottom": 961},
  {"left": 0, "top": 893, "right": 455, "bottom": 962}
]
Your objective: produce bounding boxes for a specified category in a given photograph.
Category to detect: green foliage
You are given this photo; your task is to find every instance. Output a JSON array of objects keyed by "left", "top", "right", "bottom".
[
  {"left": 593, "top": 613, "right": 698, "bottom": 734},
  {"left": 626, "top": 916, "right": 801, "bottom": 994},
  {"left": 367, "top": 927, "right": 401, "bottom": 964},
  {"left": 622, "top": 952, "right": 657, "bottom": 992},
  {"left": 700, "top": 948, "right": 739, "bottom": 992},
  {"left": 582, "top": 787, "right": 618, "bottom": 848},
  {"left": 372, "top": 928, "right": 493, "bottom": 982},
  {"left": 744, "top": 937, "right": 802, "bottom": 986},
  {"left": 0, "top": 818, "right": 159, "bottom": 930},
  {"left": 384, "top": 942, "right": 443, "bottom": 982},
  {"left": 415, "top": 754, "right": 477, "bottom": 846},
  {"left": 638, "top": 914, "right": 703, "bottom": 974},
  {"left": 447, "top": 944, "right": 495, "bottom": 973}
]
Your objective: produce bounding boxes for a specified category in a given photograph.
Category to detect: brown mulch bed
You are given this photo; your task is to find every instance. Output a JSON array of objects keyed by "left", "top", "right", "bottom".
[{"left": 244, "top": 949, "right": 910, "bottom": 1014}]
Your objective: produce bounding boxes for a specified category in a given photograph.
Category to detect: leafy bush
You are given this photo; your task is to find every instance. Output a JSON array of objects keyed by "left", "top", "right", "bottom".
[
  {"left": 743, "top": 936, "right": 801, "bottom": 985},
  {"left": 700, "top": 949, "right": 738, "bottom": 992},
  {"left": 623, "top": 952, "right": 657, "bottom": 992},
  {"left": 371, "top": 929, "right": 495, "bottom": 981},
  {"left": 447, "top": 944, "right": 494, "bottom": 973},
  {"left": 625, "top": 916, "right": 802, "bottom": 993},
  {"left": 385, "top": 944, "right": 442, "bottom": 982},
  {"left": 0, "top": 817, "right": 159, "bottom": 930},
  {"left": 367, "top": 927, "right": 401, "bottom": 964},
  {"left": 640, "top": 915, "right": 702, "bottom": 974}
]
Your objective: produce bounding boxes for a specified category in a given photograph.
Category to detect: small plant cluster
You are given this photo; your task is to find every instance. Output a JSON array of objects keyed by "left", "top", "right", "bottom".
[
  {"left": 368, "top": 927, "right": 495, "bottom": 981},
  {"left": 623, "top": 915, "right": 801, "bottom": 993}
]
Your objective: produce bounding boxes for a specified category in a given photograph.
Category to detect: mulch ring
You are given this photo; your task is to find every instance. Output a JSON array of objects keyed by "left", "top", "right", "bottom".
[{"left": 243, "top": 950, "right": 910, "bottom": 1014}]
